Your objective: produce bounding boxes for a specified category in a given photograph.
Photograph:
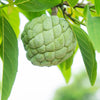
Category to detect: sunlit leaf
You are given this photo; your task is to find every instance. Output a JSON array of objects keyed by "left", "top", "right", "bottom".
[
  {"left": 3, "top": 7, "right": 20, "bottom": 37},
  {"left": 58, "top": 63, "right": 71, "bottom": 83},
  {"left": 0, "top": 16, "right": 18, "bottom": 100},
  {"left": 71, "top": 24, "right": 97, "bottom": 85}
]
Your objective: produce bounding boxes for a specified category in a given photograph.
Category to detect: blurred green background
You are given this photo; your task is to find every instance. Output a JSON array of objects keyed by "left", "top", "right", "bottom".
[{"left": 53, "top": 72, "right": 100, "bottom": 100}]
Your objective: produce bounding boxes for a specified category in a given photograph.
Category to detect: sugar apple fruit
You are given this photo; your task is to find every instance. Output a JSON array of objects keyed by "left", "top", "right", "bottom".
[{"left": 21, "top": 14, "right": 76, "bottom": 67}]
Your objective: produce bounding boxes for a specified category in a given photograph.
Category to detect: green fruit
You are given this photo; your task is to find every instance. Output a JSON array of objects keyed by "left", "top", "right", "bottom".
[{"left": 21, "top": 14, "right": 76, "bottom": 67}]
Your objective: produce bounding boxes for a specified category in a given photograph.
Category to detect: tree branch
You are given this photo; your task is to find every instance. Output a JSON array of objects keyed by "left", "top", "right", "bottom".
[
  {"left": 63, "top": 1, "right": 95, "bottom": 9},
  {"left": 74, "top": 3, "right": 95, "bottom": 8}
]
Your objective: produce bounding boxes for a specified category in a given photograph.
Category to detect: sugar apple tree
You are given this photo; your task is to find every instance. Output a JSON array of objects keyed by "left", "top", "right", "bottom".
[{"left": 0, "top": 0, "right": 99, "bottom": 100}]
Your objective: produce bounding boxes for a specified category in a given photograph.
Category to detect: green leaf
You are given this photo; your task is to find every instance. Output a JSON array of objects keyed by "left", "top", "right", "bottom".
[
  {"left": 71, "top": 24, "right": 97, "bottom": 85},
  {"left": 66, "top": 0, "right": 78, "bottom": 7},
  {"left": 58, "top": 63, "right": 71, "bottom": 83},
  {"left": 19, "top": 8, "right": 45, "bottom": 21},
  {"left": 15, "top": 0, "right": 61, "bottom": 12},
  {"left": 85, "top": 5, "right": 100, "bottom": 52},
  {"left": 3, "top": 7, "right": 20, "bottom": 37},
  {"left": 95, "top": 0, "right": 100, "bottom": 15},
  {"left": 0, "top": 17, "right": 18, "bottom": 100}
]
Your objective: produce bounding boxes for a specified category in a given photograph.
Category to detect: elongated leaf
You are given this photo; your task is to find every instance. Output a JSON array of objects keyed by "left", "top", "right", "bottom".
[
  {"left": 95, "top": 0, "right": 100, "bottom": 15},
  {"left": 66, "top": 0, "right": 78, "bottom": 7},
  {"left": 86, "top": 6, "right": 100, "bottom": 52},
  {"left": 71, "top": 24, "right": 97, "bottom": 85},
  {"left": 15, "top": 0, "right": 61, "bottom": 12},
  {"left": 0, "top": 17, "right": 18, "bottom": 100},
  {"left": 3, "top": 7, "right": 20, "bottom": 37}
]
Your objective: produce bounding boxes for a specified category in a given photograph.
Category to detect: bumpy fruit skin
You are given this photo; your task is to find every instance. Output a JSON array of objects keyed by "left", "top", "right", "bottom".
[{"left": 21, "top": 14, "right": 76, "bottom": 67}]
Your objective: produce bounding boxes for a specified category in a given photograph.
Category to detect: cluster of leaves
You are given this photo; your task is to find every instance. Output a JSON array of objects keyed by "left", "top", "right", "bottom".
[{"left": 0, "top": 0, "right": 100, "bottom": 100}]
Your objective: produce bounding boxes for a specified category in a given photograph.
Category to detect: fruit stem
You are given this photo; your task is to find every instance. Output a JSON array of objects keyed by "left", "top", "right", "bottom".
[{"left": 51, "top": 7, "right": 58, "bottom": 15}]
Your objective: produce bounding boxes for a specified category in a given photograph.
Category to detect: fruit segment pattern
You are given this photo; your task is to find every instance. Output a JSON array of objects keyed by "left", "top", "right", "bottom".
[{"left": 21, "top": 15, "right": 76, "bottom": 66}]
